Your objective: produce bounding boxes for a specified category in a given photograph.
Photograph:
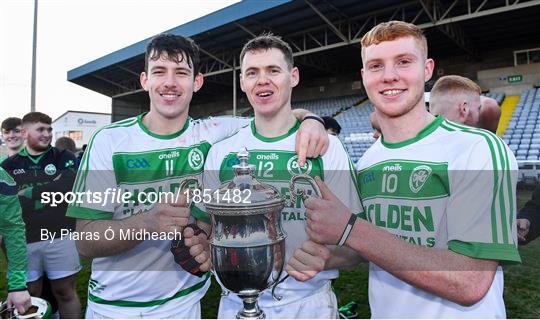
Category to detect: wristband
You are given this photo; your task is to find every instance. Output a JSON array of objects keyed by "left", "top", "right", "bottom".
[
  {"left": 303, "top": 115, "right": 325, "bottom": 127},
  {"left": 337, "top": 213, "right": 357, "bottom": 246}
]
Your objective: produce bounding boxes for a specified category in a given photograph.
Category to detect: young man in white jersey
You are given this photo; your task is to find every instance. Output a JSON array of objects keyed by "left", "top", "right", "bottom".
[
  {"left": 300, "top": 21, "right": 521, "bottom": 318},
  {"left": 67, "top": 33, "right": 328, "bottom": 318},
  {"left": 198, "top": 34, "right": 362, "bottom": 319}
]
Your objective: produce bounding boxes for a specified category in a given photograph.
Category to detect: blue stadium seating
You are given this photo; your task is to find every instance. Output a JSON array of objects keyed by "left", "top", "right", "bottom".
[
  {"left": 503, "top": 88, "right": 540, "bottom": 161},
  {"left": 335, "top": 102, "right": 376, "bottom": 164},
  {"left": 292, "top": 94, "right": 365, "bottom": 117}
]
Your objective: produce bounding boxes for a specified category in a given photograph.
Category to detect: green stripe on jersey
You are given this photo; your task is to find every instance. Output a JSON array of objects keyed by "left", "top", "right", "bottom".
[
  {"left": 441, "top": 120, "right": 514, "bottom": 244},
  {"left": 448, "top": 240, "right": 521, "bottom": 263},
  {"left": 73, "top": 117, "right": 138, "bottom": 195},
  {"left": 88, "top": 272, "right": 210, "bottom": 307},
  {"left": 67, "top": 205, "right": 114, "bottom": 220}
]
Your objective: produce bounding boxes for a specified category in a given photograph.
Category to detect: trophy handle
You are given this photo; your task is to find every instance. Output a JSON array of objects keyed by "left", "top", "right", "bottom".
[
  {"left": 289, "top": 174, "right": 322, "bottom": 205},
  {"left": 179, "top": 175, "right": 202, "bottom": 192},
  {"left": 271, "top": 274, "right": 289, "bottom": 301},
  {"left": 178, "top": 175, "right": 202, "bottom": 226}
]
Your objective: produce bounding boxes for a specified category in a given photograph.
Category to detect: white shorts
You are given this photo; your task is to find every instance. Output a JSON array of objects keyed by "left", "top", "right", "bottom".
[
  {"left": 85, "top": 301, "right": 201, "bottom": 319},
  {"left": 218, "top": 283, "right": 338, "bottom": 319},
  {"left": 27, "top": 238, "right": 81, "bottom": 282}
]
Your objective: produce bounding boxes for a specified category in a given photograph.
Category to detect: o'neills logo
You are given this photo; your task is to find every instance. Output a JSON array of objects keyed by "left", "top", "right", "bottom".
[
  {"left": 159, "top": 151, "right": 180, "bottom": 160},
  {"left": 409, "top": 165, "right": 432, "bottom": 194},
  {"left": 256, "top": 153, "right": 279, "bottom": 161},
  {"left": 383, "top": 164, "right": 402, "bottom": 172}
]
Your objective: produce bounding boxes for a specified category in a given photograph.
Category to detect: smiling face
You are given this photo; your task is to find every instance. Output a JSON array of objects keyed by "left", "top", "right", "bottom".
[
  {"left": 240, "top": 48, "right": 299, "bottom": 118},
  {"left": 361, "top": 36, "right": 434, "bottom": 118},
  {"left": 140, "top": 51, "right": 203, "bottom": 121},
  {"left": 24, "top": 122, "right": 52, "bottom": 153},
  {"left": 1, "top": 125, "right": 24, "bottom": 152}
]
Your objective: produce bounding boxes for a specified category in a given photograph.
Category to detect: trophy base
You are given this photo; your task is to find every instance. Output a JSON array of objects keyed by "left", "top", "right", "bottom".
[
  {"left": 236, "top": 309, "right": 265, "bottom": 319},
  {"left": 237, "top": 290, "right": 265, "bottom": 319}
]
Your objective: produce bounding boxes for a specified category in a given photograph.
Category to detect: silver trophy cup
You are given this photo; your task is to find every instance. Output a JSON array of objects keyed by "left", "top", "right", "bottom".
[{"left": 205, "top": 149, "right": 287, "bottom": 319}]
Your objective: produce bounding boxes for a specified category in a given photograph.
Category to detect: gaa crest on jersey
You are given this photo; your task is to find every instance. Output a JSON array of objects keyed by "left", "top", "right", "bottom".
[
  {"left": 287, "top": 155, "right": 312, "bottom": 175},
  {"left": 409, "top": 165, "right": 432, "bottom": 194},
  {"left": 188, "top": 148, "right": 204, "bottom": 170},
  {"left": 44, "top": 164, "right": 57, "bottom": 176}
]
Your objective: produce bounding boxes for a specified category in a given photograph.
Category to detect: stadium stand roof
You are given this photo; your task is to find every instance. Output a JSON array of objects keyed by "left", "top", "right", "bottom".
[{"left": 68, "top": 0, "right": 540, "bottom": 100}]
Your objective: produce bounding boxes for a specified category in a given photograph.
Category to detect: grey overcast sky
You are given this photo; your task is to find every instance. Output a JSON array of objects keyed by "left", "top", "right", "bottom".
[{"left": 0, "top": 0, "right": 239, "bottom": 122}]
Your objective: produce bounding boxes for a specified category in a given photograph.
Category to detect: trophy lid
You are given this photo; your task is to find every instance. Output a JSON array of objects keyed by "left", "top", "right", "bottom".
[{"left": 205, "top": 148, "right": 284, "bottom": 213}]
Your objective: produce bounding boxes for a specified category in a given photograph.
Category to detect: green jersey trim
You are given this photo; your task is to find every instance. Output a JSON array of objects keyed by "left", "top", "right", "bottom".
[
  {"left": 73, "top": 117, "right": 139, "bottom": 195},
  {"left": 441, "top": 120, "right": 514, "bottom": 245},
  {"left": 18, "top": 146, "right": 52, "bottom": 165},
  {"left": 250, "top": 120, "right": 300, "bottom": 142},
  {"left": 445, "top": 120, "right": 515, "bottom": 245},
  {"left": 137, "top": 113, "right": 191, "bottom": 140},
  {"left": 88, "top": 272, "right": 210, "bottom": 307},
  {"left": 381, "top": 115, "right": 443, "bottom": 149},
  {"left": 191, "top": 204, "right": 210, "bottom": 225},
  {"left": 66, "top": 205, "right": 114, "bottom": 220},
  {"left": 448, "top": 240, "right": 521, "bottom": 263}
]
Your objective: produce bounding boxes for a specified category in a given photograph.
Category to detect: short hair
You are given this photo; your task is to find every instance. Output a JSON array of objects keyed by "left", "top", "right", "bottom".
[
  {"left": 55, "top": 137, "right": 77, "bottom": 152},
  {"left": 430, "top": 75, "right": 481, "bottom": 97},
  {"left": 1, "top": 117, "right": 22, "bottom": 131},
  {"left": 361, "top": 21, "right": 428, "bottom": 59},
  {"left": 322, "top": 116, "right": 341, "bottom": 135},
  {"left": 145, "top": 34, "right": 200, "bottom": 75},
  {"left": 22, "top": 112, "right": 52, "bottom": 125},
  {"left": 240, "top": 33, "right": 294, "bottom": 70}
]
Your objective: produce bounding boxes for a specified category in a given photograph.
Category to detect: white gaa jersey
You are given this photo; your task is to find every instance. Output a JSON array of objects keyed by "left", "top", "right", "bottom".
[
  {"left": 356, "top": 116, "right": 521, "bottom": 318},
  {"left": 202, "top": 120, "right": 363, "bottom": 307},
  {"left": 67, "top": 114, "right": 248, "bottom": 318}
]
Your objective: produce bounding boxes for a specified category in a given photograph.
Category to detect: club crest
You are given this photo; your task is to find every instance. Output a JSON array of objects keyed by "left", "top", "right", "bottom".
[{"left": 409, "top": 165, "right": 432, "bottom": 194}]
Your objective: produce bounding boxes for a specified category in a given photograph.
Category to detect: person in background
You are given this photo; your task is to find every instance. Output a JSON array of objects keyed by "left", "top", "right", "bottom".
[
  {"left": 479, "top": 96, "right": 501, "bottom": 134},
  {"left": 54, "top": 137, "right": 77, "bottom": 154},
  {"left": 322, "top": 116, "right": 342, "bottom": 136},
  {"left": 1, "top": 118, "right": 24, "bottom": 163},
  {"left": 429, "top": 75, "right": 481, "bottom": 127},
  {"left": 517, "top": 184, "right": 540, "bottom": 244},
  {"left": 1, "top": 112, "right": 81, "bottom": 318}
]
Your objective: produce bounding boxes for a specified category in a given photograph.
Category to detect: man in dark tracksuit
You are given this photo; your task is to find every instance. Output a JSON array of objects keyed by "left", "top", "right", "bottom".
[
  {"left": 517, "top": 184, "right": 540, "bottom": 244},
  {"left": 1, "top": 112, "right": 81, "bottom": 318}
]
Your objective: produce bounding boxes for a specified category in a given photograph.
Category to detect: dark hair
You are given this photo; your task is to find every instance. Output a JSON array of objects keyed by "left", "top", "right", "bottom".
[
  {"left": 145, "top": 34, "right": 201, "bottom": 76},
  {"left": 1, "top": 117, "right": 22, "bottom": 131},
  {"left": 55, "top": 137, "right": 77, "bottom": 152},
  {"left": 22, "top": 112, "right": 52, "bottom": 125},
  {"left": 240, "top": 33, "right": 294, "bottom": 70},
  {"left": 322, "top": 116, "right": 341, "bottom": 135}
]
